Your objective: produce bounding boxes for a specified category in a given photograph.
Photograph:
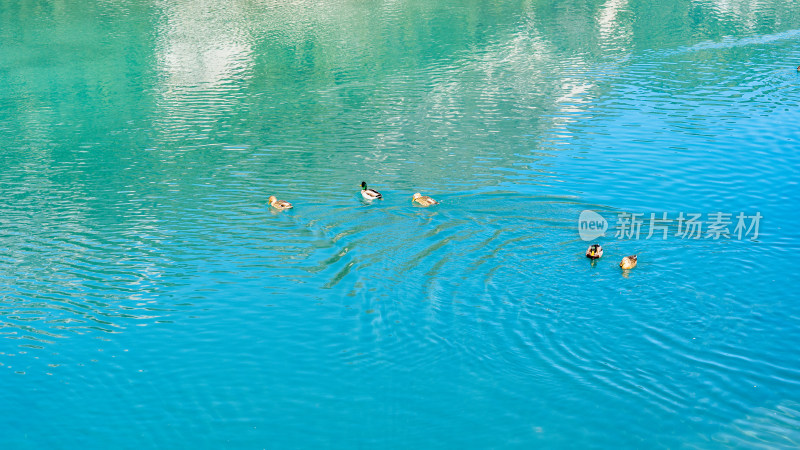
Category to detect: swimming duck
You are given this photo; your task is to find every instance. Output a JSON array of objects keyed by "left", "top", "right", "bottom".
[
  {"left": 360, "top": 181, "right": 382, "bottom": 200},
  {"left": 585, "top": 244, "right": 603, "bottom": 259},
  {"left": 412, "top": 192, "right": 438, "bottom": 207},
  {"left": 619, "top": 254, "right": 637, "bottom": 270},
  {"left": 268, "top": 195, "right": 293, "bottom": 210}
]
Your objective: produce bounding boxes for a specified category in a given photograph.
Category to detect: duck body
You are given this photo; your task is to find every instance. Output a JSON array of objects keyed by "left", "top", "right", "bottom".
[
  {"left": 412, "top": 192, "right": 438, "bottom": 207},
  {"left": 585, "top": 244, "right": 603, "bottom": 259},
  {"left": 360, "top": 181, "right": 382, "bottom": 200},
  {"left": 620, "top": 254, "right": 637, "bottom": 269},
  {"left": 268, "top": 195, "right": 293, "bottom": 210}
]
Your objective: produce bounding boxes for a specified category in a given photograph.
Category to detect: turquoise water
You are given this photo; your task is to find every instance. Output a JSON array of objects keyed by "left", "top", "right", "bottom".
[{"left": 2, "top": 0, "right": 800, "bottom": 447}]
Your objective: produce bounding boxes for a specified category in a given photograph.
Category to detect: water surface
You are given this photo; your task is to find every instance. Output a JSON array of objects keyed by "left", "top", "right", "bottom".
[{"left": 2, "top": 0, "right": 800, "bottom": 447}]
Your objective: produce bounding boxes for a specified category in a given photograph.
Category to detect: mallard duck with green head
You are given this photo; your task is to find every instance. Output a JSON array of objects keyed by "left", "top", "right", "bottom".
[
  {"left": 586, "top": 244, "right": 603, "bottom": 259},
  {"left": 360, "top": 181, "right": 382, "bottom": 200}
]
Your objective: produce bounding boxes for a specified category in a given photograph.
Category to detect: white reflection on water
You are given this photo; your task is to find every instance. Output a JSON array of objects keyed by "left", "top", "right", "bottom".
[
  {"left": 597, "top": 0, "right": 632, "bottom": 57},
  {"left": 153, "top": 0, "right": 255, "bottom": 137},
  {"left": 155, "top": 0, "right": 254, "bottom": 87}
]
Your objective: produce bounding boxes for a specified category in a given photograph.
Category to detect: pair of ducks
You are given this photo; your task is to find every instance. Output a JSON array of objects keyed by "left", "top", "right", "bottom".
[
  {"left": 586, "top": 244, "right": 638, "bottom": 269},
  {"left": 360, "top": 181, "right": 438, "bottom": 206},
  {"left": 267, "top": 182, "right": 438, "bottom": 211}
]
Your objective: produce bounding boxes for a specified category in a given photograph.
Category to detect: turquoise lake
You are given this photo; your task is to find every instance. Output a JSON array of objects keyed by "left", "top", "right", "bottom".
[{"left": 2, "top": 0, "right": 800, "bottom": 447}]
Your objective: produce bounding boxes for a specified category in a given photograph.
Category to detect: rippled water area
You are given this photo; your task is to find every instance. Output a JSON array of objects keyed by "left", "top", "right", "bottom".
[{"left": 2, "top": 0, "right": 800, "bottom": 448}]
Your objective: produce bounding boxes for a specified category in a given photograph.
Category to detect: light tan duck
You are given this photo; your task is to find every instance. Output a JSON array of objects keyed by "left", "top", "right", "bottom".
[
  {"left": 268, "top": 195, "right": 293, "bottom": 210},
  {"left": 412, "top": 192, "right": 438, "bottom": 207},
  {"left": 619, "top": 254, "right": 637, "bottom": 270}
]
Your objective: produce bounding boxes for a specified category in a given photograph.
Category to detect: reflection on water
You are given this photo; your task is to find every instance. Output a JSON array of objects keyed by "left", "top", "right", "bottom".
[
  {"left": 708, "top": 400, "right": 800, "bottom": 448},
  {"left": 1, "top": 0, "right": 800, "bottom": 448},
  {"left": 154, "top": 0, "right": 255, "bottom": 139}
]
